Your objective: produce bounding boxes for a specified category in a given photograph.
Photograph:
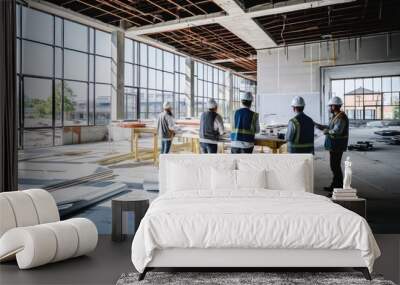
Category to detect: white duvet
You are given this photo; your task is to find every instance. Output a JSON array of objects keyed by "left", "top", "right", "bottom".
[{"left": 131, "top": 190, "right": 380, "bottom": 273}]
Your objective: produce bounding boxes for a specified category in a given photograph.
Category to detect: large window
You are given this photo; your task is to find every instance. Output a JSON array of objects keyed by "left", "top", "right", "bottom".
[
  {"left": 194, "top": 62, "right": 227, "bottom": 118},
  {"left": 331, "top": 76, "right": 400, "bottom": 120},
  {"left": 232, "top": 74, "right": 257, "bottom": 112},
  {"left": 124, "top": 39, "right": 188, "bottom": 119},
  {"left": 17, "top": 4, "right": 113, "bottom": 148}
]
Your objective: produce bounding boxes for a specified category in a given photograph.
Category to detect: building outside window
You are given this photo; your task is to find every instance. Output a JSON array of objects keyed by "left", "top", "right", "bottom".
[
  {"left": 16, "top": 4, "right": 113, "bottom": 148},
  {"left": 232, "top": 74, "right": 257, "bottom": 112},
  {"left": 124, "top": 39, "right": 187, "bottom": 120},
  {"left": 331, "top": 76, "right": 400, "bottom": 120},
  {"left": 193, "top": 61, "right": 227, "bottom": 119}
]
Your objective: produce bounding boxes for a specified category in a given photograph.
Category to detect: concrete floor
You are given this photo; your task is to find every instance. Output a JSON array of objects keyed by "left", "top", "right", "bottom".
[{"left": 0, "top": 235, "right": 133, "bottom": 285}]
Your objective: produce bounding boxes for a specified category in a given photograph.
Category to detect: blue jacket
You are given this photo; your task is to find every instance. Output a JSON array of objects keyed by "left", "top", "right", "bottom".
[
  {"left": 287, "top": 112, "right": 315, "bottom": 154},
  {"left": 230, "top": 108, "right": 258, "bottom": 143}
]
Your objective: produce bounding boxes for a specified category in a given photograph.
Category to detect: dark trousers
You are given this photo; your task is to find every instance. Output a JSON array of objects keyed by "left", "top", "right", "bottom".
[
  {"left": 231, "top": 147, "right": 254, "bottom": 154},
  {"left": 161, "top": 140, "right": 172, "bottom": 154},
  {"left": 329, "top": 151, "right": 344, "bottom": 188},
  {"left": 200, "top": 143, "right": 218, "bottom": 154}
]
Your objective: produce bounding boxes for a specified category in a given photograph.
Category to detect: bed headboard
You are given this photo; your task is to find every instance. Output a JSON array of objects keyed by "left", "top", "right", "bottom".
[{"left": 159, "top": 154, "right": 314, "bottom": 195}]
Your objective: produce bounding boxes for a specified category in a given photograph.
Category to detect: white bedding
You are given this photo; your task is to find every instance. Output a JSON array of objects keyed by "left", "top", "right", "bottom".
[{"left": 131, "top": 190, "right": 380, "bottom": 273}]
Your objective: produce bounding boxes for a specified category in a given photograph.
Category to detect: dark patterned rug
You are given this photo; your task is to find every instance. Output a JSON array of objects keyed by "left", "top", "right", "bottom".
[{"left": 116, "top": 272, "right": 395, "bottom": 285}]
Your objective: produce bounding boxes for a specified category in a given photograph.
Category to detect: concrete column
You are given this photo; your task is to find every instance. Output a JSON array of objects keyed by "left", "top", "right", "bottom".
[
  {"left": 188, "top": 58, "right": 195, "bottom": 118},
  {"left": 111, "top": 30, "right": 125, "bottom": 121}
]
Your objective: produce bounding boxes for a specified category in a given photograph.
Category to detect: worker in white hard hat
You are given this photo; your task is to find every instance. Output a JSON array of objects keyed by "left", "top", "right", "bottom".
[
  {"left": 285, "top": 96, "right": 315, "bottom": 154},
  {"left": 156, "top": 101, "right": 175, "bottom": 154},
  {"left": 230, "top": 92, "right": 260, "bottom": 153},
  {"left": 315, "top": 96, "right": 349, "bottom": 194},
  {"left": 199, "top": 98, "right": 225, "bottom": 153}
]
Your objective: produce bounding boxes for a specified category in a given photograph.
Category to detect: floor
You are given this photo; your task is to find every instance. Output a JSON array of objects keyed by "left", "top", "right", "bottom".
[{"left": 0, "top": 235, "right": 133, "bottom": 285}]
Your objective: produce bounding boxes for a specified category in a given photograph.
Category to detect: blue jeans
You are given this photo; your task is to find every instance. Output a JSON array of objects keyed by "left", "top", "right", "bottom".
[
  {"left": 200, "top": 143, "right": 218, "bottom": 154},
  {"left": 161, "top": 140, "right": 172, "bottom": 154}
]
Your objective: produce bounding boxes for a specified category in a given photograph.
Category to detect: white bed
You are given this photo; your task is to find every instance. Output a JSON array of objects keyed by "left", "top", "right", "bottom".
[{"left": 131, "top": 154, "right": 380, "bottom": 280}]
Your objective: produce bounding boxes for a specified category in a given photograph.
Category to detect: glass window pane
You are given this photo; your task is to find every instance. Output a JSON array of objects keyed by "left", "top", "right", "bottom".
[
  {"left": 22, "top": 40, "right": 53, "bottom": 77},
  {"left": 24, "top": 129, "right": 53, "bottom": 149},
  {"left": 392, "top": 76, "right": 400, "bottom": 92},
  {"left": 64, "top": 20, "right": 88, "bottom": 52},
  {"left": 24, "top": 77, "right": 52, "bottom": 128},
  {"left": 156, "top": 70, "right": 163, "bottom": 90},
  {"left": 125, "top": 39, "right": 133, "bottom": 63},
  {"left": 364, "top": 78, "right": 373, "bottom": 93},
  {"left": 124, "top": 87, "right": 137, "bottom": 120},
  {"left": 140, "top": 43, "right": 147, "bottom": 66},
  {"left": 140, "top": 66, "right": 147, "bottom": 88},
  {"left": 55, "top": 48, "right": 62, "bottom": 78},
  {"left": 133, "top": 41, "right": 139, "bottom": 64},
  {"left": 331, "top": 80, "right": 344, "bottom": 101},
  {"left": 180, "top": 57, "right": 186, "bottom": 74},
  {"left": 383, "top": 106, "right": 395, "bottom": 119},
  {"left": 95, "top": 56, "right": 111, "bottom": 84},
  {"left": 95, "top": 84, "right": 111, "bottom": 125},
  {"left": 55, "top": 80, "right": 62, "bottom": 126},
  {"left": 383, "top": 93, "right": 392, "bottom": 105},
  {"left": 149, "top": 68, "right": 156, "bottom": 89},
  {"left": 382, "top": 77, "right": 391, "bottom": 92},
  {"left": 148, "top": 46, "right": 156, "bottom": 68},
  {"left": 64, "top": 50, "right": 88, "bottom": 81},
  {"left": 64, "top": 80, "right": 88, "bottom": 126},
  {"left": 198, "top": 63, "right": 203, "bottom": 80},
  {"left": 373, "top": 77, "right": 381, "bottom": 93},
  {"left": 55, "top": 17, "right": 62, "bottom": 46},
  {"left": 95, "top": 30, "right": 111, "bottom": 57},
  {"left": 22, "top": 7, "right": 53, "bottom": 44},
  {"left": 89, "top": 55, "right": 94, "bottom": 82},
  {"left": 89, "top": 28, "right": 94, "bottom": 54},
  {"left": 133, "top": 65, "right": 138, "bottom": 87},
  {"left": 164, "top": 72, "right": 173, "bottom": 92},
  {"left": 125, "top": 63, "right": 133, "bottom": 86},
  {"left": 164, "top": 51, "right": 174, "bottom": 72},
  {"left": 219, "top": 70, "right": 224, "bottom": 85},
  {"left": 156, "top": 49, "right": 163, "bottom": 70},
  {"left": 148, "top": 90, "right": 156, "bottom": 113},
  {"left": 16, "top": 5, "right": 20, "bottom": 37},
  {"left": 16, "top": 39, "right": 20, "bottom": 74},
  {"left": 140, "top": 89, "right": 147, "bottom": 116},
  {"left": 89, "top": 83, "right": 94, "bottom": 125}
]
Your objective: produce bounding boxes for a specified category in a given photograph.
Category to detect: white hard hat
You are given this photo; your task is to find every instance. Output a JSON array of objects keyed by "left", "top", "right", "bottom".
[
  {"left": 328, "top": 96, "right": 343, "bottom": 106},
  {"left": 163, "top": 101, "right": 172, "bottom": 109},
  {"left": 291, "top": 96, "right": 305, "bottom": 107},
  {"left": 241, "top": 92, "right": 253, "bottom": 101},
  {"left": 207, "top": 98, "right": 218, "bottom": 109}
]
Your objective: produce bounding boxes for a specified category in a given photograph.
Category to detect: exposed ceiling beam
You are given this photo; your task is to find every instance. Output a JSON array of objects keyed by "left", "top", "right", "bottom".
[{"left": 126, "top": 0, "right": 357, "bottom": 49}]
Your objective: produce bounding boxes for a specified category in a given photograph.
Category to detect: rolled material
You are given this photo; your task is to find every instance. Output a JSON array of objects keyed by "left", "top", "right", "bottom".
[{"left": 0, "top": 219, "right": 98, "bottom": 269}]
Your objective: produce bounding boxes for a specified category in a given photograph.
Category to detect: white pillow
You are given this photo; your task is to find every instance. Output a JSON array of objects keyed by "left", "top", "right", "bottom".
[
  {"left": 211, "top": 168, "right": 236, "bottom": 191},
  {"left": 168, "top": 160, "right": 235, "bottom": 192},
  {"left": 211, "top": 169, "right": 267, "bottom": 191},
  {"left": 236, "top": 169, "right": 267, "bottom": 189},
  {"left": 267, "top": 162, "right": 307, "bottom": 191},
  {"left": 237, "top": 158, "right": 308, "bottom": 192}
]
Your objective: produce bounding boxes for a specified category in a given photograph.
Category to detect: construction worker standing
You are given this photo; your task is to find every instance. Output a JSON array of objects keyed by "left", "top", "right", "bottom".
[
  {"left": 230, "top": 92, "right": 260, "bottom": 154},
  {"left": 199, "top": 99, "right": 225, "bottom": 153},
  {"left": 315, "top": 96, "right": 349, "bottom": 192},
  {"left": 157, "top": 102, "right": 175, "bottom": 154},
  {"left": 286, "top": 96, "right": 315, "bottom": 154}
]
